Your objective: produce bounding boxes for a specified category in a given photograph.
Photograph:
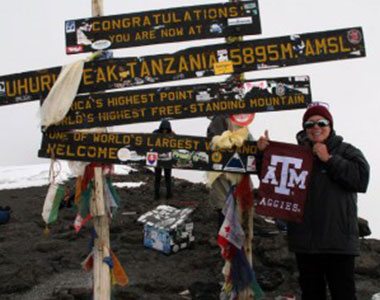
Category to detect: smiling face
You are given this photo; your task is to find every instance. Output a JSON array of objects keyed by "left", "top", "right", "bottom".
[{"left": 305, "top": 115, "right": 331, "bottom": 144}]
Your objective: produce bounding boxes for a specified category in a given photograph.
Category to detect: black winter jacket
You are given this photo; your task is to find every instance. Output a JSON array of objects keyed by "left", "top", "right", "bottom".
[{"left": 287, "top": 131, "right": 370, "bottom": 255}]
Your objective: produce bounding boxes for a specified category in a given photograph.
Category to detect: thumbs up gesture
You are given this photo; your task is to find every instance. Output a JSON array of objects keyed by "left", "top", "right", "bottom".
[{"left": 257, "top": 130, "right": 270, "bottom": 151}]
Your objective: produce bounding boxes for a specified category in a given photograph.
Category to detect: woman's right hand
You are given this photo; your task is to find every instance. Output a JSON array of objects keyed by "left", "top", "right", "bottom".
[{"left": 257, "top": 130, "right": 270, "bottom": 151}]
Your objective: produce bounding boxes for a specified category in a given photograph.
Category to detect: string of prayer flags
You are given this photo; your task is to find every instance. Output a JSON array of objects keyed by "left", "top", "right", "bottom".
[
  {"left": 217, "top": 186, "right": 263, "bottom": 298},
  {"left": 217, "top": 189, "right": 245, "bottom": 259}
]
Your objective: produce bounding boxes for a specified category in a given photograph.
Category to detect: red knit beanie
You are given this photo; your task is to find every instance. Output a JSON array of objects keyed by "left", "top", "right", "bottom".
[{"left": 303, "top": 104, "right": 333, "bottom": 128}]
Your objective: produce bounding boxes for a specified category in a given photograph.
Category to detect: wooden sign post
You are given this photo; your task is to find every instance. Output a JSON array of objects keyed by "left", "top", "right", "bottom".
[
  {"left": 90, "top": 2, "right": 111, "bottom": 300},
  {"left": 92, "top": 0, "right": 103, "bottom": 16},
  {"left": 91, "top": 167, "right": 111, "bottom": 300}
]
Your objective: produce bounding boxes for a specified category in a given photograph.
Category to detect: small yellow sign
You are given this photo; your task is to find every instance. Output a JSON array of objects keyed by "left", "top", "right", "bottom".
[{"left": 213, "top": 61, "right": 234, "bottom": 75}]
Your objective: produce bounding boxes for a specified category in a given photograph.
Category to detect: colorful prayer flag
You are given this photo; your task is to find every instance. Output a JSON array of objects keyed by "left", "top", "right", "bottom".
[{"left": 41, "top": 183, "right": 65, "bottom": 224}]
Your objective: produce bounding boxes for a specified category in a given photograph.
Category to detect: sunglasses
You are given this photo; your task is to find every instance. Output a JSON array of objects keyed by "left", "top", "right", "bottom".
[{"left": 304, "top": 119, "right": 330, "bottom": 129}]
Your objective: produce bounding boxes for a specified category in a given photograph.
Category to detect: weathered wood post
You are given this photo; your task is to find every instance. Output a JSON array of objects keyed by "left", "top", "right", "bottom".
[
  {"left": 90, "top": 1, "right": 111, "bottom": 300},
  {"left": 92, "top": 0, "right": 104, "bottom": 16},
  {"left": 91, "top": 167, "right": 111, "bottom": 300}
]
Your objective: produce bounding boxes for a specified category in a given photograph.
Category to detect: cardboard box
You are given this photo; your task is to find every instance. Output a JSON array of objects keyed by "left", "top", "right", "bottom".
[{"left": 138, "top": 205, "right": 195, "bottom": 254}]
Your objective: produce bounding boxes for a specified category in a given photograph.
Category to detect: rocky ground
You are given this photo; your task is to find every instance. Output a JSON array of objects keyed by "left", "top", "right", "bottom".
[{"left": 0, "top": 167, "right": 379, "bottom": 299}]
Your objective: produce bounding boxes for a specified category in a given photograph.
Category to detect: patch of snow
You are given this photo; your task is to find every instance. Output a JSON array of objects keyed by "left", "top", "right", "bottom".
[
  {"left": 113, "top": 182, "right": 145, "bottom": 188},
  {"left": 0, "top": 163, "right": 136, "bottom": 190}
]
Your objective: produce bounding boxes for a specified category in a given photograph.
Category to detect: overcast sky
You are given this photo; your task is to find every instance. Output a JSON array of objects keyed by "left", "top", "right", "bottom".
[{"left": 0, "top": 0, "right": 379, "bottom": 238}]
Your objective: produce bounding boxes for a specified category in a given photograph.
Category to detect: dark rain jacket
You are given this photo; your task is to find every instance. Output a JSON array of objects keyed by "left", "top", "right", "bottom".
[
  {"left": 153, "top": 120, "right": 174, "bottom": 172},
  {"left": 287, "top": 131, "right": 370, "bottom": 255}
]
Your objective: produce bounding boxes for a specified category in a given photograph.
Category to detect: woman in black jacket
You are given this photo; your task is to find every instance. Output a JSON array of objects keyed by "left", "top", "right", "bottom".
[{"left": 257, "top": 103, "right": 370, "bottom": 300}]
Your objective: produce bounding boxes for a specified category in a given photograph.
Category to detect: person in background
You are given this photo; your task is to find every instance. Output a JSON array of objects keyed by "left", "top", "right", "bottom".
[
  {"left": 257, "top": 102, "right": 370, "bottom": 300},
  {"left": 153, "top": 119, "right": 174, "bottom": 200}
]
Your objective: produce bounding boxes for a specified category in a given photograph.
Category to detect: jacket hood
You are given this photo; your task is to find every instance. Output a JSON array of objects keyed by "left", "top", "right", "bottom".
[{"left": 158, "top": 120, "right": 172, "bottom": 132}]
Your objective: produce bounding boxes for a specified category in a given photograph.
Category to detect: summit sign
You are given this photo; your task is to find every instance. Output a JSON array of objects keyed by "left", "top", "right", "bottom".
[
  {"left": 38, "top": 131, "right": 259, "bottom": 174},
  {"left": 65, "top": 1, "right": 261, "bottom": 54},
  {"left": 0, "top": 27, "right": 365, "bottom": 106},
  {"left": 47, "top": 76, "right": 312, "bottom": 131}
]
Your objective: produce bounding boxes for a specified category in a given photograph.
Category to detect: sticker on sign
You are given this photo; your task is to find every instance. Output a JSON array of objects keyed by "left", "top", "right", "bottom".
[
  {"left": 146, "top": 152, "right": 158, "bottom": 167},
  {"left": 66, "top": 46, "right": 83, "bottom": 54},
  {"left": 91, "top": 39, "right": 112, "bottom": 50},
  {"left": 230, "top": 114, "right": 255, "bottom": 126},
  {"left": 228, "top": 17, "right": 253, "bottom": 26},
  {"left": 117, "top": 147, "right": 131, "bottom": 162}
]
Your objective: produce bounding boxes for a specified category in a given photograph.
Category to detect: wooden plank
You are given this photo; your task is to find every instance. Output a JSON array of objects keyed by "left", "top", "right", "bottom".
[
  {"left": 38, "top": 131, "right": 260, "bottom": 174},
  {"left": 48, "top": 76, "right": 311, "bottom": 131},
  {"left": 65, "top": 1, "right": 261, "bottom": 54},
  {"left": 0, "top": 27, "right": 365, "bottom": 106}
]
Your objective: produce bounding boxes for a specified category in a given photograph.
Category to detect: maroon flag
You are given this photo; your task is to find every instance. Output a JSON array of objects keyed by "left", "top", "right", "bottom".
[{"left": 256, "top": 141, "right": 313, "bottom": 222}]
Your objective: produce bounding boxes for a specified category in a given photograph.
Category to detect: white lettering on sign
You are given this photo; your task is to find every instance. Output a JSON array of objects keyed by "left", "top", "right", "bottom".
[
  {"left": 258, "top": 197, "right": 301, "bottom": 212},
  {"left": 261, "top": 155, "right": 308, "bottom": 195}
]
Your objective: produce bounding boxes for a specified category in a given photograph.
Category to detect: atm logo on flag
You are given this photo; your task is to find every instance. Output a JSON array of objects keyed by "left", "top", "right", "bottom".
[{"left": 261, "top": 155, "right": 309, "bottom": 196}]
